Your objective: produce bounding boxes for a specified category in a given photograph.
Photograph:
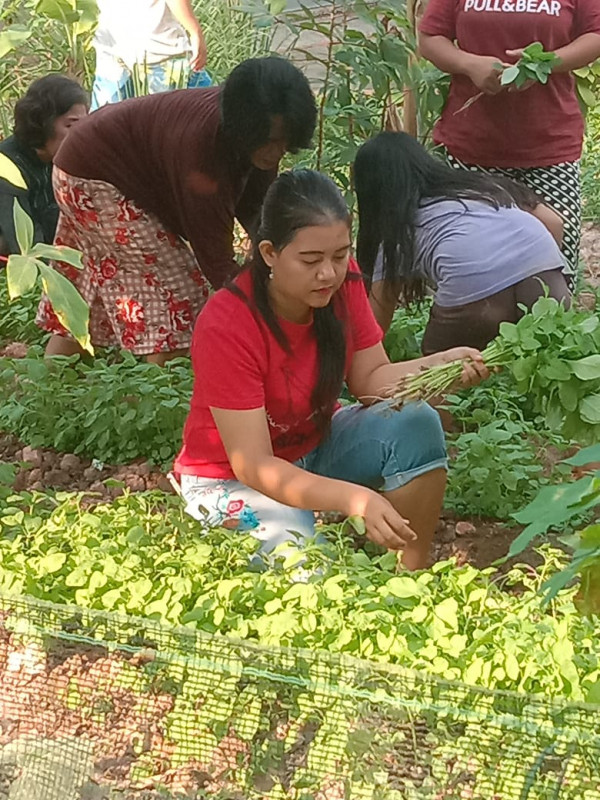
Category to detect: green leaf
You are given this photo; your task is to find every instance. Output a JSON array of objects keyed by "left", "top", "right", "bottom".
[
  {"left": 570, "top": 355, "right": 600, "bottom": 381},
  {"left": 37, "top": 552, "right": 67, "bottom": 574},
  {"left": 36, "top": 0, "right": 79, "bottom": 23},
  {"left": 37, "top": 262, "right": 93, "bottom": 354},
  {"left": 0, "top": 462, "right": 17, "bottom": 486},
  {"left": 558, "top": 380, "right": 579, "bottom": 413},
  {"left": 6, "top": 256, "right": 38, "bottom": 299},
  {"left": 585, "top": 680, "right": 600, "bottom": 704},
  {"left": 523, "top": 42, "right": 544, "bottom": 57},
  {"left": 267, "top": 0, "right": 287, "bottom": 14},
  {"left": 434, "top": 597, "right": 459, "bottom": 631},
  {"left": 542, "top": 360, "right": 572, "bottom": 382},
  {"left": 578, "top": 84, "right": 597, "bottom": 109},
  {"left": 72, "top": 0, "right": 99, "bottom": 34},
  {"left": 564, "top": 445, "right": 600, "bottom": 466},
  {"left": 508, "top": 476, "right": 600, "bottom": 558},
  {"left": 0, "top": 153, "right": 27, "bottom": 189},
  {"left": 346, "top": 515, "right": 366, "bottom": 536},
  {"left": 385, "top": 575, "right": 422, "bottom": 599},
  {"left": 511, "top": 355, "right": 537, "bottom": 382},
  {"left": 505, "top": 652, "right": 520, "bottom": 681},
  {"left": 500, "top": 65, "right": 520, "bottom": 85},
  {"left": 13, "top": 200, "right": 34, "bottom": 254},
  {"left": 0, "top": 26, "right": 32, "bottom": 60},
  {"left": 579, "top": 394, "right": 600, "bottom": 425},
  {"left": 579, "top": 315, "right": 599, "bottom": 334},
  {"left": 29, "top": 243, "right": 83, "bottom": 269},
  {"left": 580, "top": 524, "right": 600, "bottom": 547}
]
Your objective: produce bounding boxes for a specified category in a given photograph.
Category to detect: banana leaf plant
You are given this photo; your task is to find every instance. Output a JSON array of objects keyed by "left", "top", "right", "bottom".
[{"left": 3, "top": 197, "right": 92, "bottom": 353}]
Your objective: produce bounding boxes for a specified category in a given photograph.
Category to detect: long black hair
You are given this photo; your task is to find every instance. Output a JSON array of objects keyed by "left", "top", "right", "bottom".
[
  {"left": 221, "top": 57, "right": 317, "bottom": 159},
  {"left": 354, "top": 131, "right": 540, "bottom": 304},
  {"left": 14, "top": 75, "right": 88, "bottom": 150},
  {"left": 230, "top": 169, "right": 351, "bottom": 435}
]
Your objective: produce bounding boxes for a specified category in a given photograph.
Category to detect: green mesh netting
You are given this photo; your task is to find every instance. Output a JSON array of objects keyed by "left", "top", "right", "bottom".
[{"left": 0, "top": 592, "right": 598, "bottom": 799}]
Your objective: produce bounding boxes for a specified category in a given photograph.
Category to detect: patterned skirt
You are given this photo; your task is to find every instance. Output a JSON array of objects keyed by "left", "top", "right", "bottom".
[{"left": 36, "top": 167, "right": 210, "bottom": 355}]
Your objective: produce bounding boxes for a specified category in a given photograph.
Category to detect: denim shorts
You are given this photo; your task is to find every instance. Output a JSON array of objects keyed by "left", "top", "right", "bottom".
[
  {"left": 180, "top": 399, "right": 447, "bottom": 553},
  {"left": 91, "top": 52, "right": 212, "bottom": 109}
]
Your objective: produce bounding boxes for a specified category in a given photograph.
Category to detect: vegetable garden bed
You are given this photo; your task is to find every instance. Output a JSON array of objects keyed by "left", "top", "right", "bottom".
[{"left": 0, "top": 593, "right": 599, "bottom": 800}]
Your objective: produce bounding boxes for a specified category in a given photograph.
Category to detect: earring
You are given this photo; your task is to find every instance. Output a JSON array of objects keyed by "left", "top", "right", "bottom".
[{"left": 268, "top": 271, "right": 274, "bottom": 280}]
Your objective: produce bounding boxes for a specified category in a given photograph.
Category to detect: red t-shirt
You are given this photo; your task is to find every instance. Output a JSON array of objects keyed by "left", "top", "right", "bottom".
[
  {"left": 174, "top": 259, "right": 383, "bottom": 479},
  {"left": 420, "top": 0, "right": 600, "bottom": 167}
]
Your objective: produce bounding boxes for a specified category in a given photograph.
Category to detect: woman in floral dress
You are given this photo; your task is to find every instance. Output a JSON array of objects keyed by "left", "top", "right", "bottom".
[{"left": 38, "top": 57, "right": 317, "bottom": 363}]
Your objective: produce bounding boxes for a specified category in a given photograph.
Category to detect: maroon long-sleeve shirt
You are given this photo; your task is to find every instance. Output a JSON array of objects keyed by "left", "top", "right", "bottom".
[{"left": 55, "top": 87, "right": 274, "bottom": 288}]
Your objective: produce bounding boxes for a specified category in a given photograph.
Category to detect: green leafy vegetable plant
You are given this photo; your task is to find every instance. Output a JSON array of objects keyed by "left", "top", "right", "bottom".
[
  {"left": 457, "top": 42, "right": 560, "bottom": 114},
  {"left": 508, "top": 444, "right": 600, "bottom": 613},
  {"left": 383, "top": 300, "right": 431, "bottom": 362},
  {"left": 0, "top": 350, "right": 192, "bottom": 466},
  {"left": 440, "top": 374, "right": 572, "bottom": 519},
  {"left": 0, "top": 487, "right": 599, "bottom": 702},
  {"left": 498, "top": 42, "right": 560, "bottom": 89},
  {"left": 393, "top": 297, "right": 600, "bottom": 443},
  {"left": 4, "top": 200, "right": 92, "bottom": 352},
  {"left": 0, "top": 270, "right": 46, "bottom": 347},
  {"left": 445, "top": 419, "right": 568, "bottom": 520}
]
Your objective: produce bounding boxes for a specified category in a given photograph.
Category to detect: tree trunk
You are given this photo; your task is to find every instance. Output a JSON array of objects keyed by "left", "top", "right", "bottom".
[{"left": 402, "top": 0, "right": 431, "bottom": 139}]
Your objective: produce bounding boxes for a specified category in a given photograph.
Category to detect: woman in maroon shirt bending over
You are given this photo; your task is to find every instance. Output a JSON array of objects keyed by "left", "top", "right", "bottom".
[
  {"left": 174, "top": 169, "right": 489, "bottom": 570},
  {"left": 38, "top": 57, "right": 316, "bottom": 364},
  {"left": 419, "top": 0, "right": 600, "bottom": 290}
]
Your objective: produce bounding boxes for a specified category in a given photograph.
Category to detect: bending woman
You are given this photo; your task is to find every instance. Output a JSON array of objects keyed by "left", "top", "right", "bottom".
[
  {"left": 174, "top": 169, "right": 488, "bottom": 570},
  {"left": 39, "top": 57, "right": 316, "bottom": 364},
  {"left": 354, "top": 132, "right": 571, "bottom": 354}
]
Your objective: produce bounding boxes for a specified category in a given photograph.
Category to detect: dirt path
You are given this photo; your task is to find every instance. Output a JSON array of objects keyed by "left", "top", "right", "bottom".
[{"left": 581, "top": 222, "right": 600, "bottom": 289}]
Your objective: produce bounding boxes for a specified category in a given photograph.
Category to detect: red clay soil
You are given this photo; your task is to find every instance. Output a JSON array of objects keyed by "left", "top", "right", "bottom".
[
  {"left": 0, "top": 428, "right": 526, "bottom": 571},
  {"left": 0, "top": 432, "right": 174, "bottom": 499}
]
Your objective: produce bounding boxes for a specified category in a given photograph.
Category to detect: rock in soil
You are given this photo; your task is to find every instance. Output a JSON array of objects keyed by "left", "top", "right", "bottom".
[
  {"left": 455, "top": 521, "right": 477, "bottom": 537},
  {"left": 44, "top": 470, "right": 71, "bottom": 489},
  {"left": 0, "top": 342, "right": 28, "bottom": 359},
  {"left": 26, "top": 468, "right": 42, "bottom": 486},
  {"left": 156, "top": 475, "right": 176, "bottom": 494},
  {"left": 59, "top": 453, "right": 83, "bottom": 474},
  {"left": 20, "top": 446, "right": 43, "bottom": 468},
  {"left": 439, "top": 524, "right": 456, "bottom": 544},
  {"left": 83, "top": 466, "right": 101, "bottom": 482},
  {"left": 124, "top": 474, "right": 146, "bottom": 493},
  {"left": 88, "top": 481, "right": 108, "bottom": 495}
]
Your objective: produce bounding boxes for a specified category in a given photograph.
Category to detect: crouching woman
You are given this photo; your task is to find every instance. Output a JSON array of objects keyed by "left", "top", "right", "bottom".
[{"left": 174, "top": 170, "right": 488, "bottom": 569}]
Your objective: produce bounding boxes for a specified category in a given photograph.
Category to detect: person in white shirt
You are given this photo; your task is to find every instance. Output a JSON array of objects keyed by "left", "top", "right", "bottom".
[{"left": 91, "top": 0, "right": 210, "bottom": 109}]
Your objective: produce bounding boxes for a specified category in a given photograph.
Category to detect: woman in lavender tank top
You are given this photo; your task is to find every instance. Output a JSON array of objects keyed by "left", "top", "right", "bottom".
[{"left": 353, "top": 132, "right": 570, "bottom": 354}]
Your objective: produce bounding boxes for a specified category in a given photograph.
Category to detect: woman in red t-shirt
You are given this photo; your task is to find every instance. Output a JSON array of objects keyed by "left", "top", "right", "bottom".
[
  {"left": 174, "top": 169, "right": 489, "bottom": 570},
  {"left": 419, "top": 0, "right": 600, "bottom": 288}
]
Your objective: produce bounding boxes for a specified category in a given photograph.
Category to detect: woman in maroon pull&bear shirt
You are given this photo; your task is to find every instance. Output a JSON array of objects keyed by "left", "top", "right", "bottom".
[{"left": 419, "top": 0, "right": 600, "bottom": 289}]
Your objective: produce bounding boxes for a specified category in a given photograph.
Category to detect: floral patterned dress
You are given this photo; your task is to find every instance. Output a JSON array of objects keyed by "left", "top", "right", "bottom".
[{"left": 36, "top": 167, "right": 210, "bottom": 354}]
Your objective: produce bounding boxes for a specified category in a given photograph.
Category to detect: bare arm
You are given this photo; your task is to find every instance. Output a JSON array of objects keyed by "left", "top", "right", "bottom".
[
  {"left": 235, "top": 167, "right": 277, "bottom": 241},
  {"left": 210, "top": 406, "right": 416, "bottom": 549},
  {"left": 369, "top": 280, "right": 398, "bottom": 334},
  {"left": 347, "top": 342, "right": 489, "bottom": 404},
  {"left": 529, "top": 203, "right": 564, "bottom": 247},
  {"left": 165, "top": 0, "right": 207, "bottom": 70}
]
